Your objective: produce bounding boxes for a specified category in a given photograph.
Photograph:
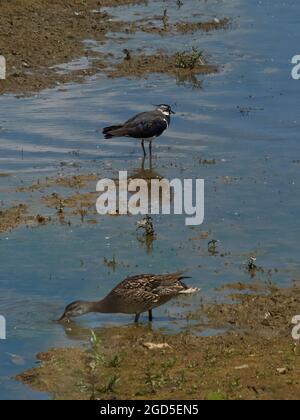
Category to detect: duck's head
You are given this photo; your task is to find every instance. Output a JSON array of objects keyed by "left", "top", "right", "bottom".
[
  {"left": 156, "top": 104, "right": 176, "bottom": 116},
  {"left": 58, "top": 300, "right": 94, "bottom": 322}
]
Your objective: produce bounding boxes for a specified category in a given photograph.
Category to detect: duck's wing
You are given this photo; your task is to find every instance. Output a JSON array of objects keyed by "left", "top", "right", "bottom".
[
  {"left": 105, "top": 273, "right": 196, "bottom": 312},
  {"left": 148, "top": 274, "right": 199, "bottom": 298},
  {"left": 111, "top": 274, "right": 157, "bottom": 292},
  {"left": 106, "top": 274, "right": 161, "bottom": 310},
  {"left": 148, "top": 273, "right": 191, "bottom": 297},
  {"left": 113, "top": 273, "right": 190, "bottom": 295}
]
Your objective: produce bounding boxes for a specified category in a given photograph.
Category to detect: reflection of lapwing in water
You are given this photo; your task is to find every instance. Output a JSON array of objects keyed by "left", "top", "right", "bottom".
[
  {"left": 130, "top": 156, "right": 163, "bottom": 181},
  {"left": 103, "top": 104, "right": 175, "bottom": 159},
  {"left": 59, "top": 273, "right": 199, "bottom": 323}
]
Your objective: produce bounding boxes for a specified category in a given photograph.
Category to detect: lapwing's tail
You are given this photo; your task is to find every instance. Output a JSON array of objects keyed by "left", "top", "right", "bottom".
[{"left": 103, "top": 125, "right": 124, "bottom": 139}]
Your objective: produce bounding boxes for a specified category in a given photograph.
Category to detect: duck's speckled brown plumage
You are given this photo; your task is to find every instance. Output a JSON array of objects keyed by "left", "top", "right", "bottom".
[
  {"left": 59, "top": 273, "right": 199, "bottom": 323},
  {"left": 103, "top": 273, "right": 190, "bottom": 314}
]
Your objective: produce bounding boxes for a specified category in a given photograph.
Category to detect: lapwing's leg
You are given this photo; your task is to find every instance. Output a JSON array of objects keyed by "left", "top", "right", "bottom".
[
  {"left": 141, "top": 156, "right": 146, "bottom": 171},
  {"left": 141, "top": 140, "right": 146, "bottom": 157},
  {"left": 134, "top": 313, "right": 140, "bottom": 323},
  {"left": 149, "top": 140, "right": 153, "bottom": 161},
  {"left": 148, "top": 310, "right": 153, "bottom": 322}
]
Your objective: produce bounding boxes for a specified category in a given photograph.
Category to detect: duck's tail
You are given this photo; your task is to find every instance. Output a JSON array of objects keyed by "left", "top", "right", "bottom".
[
  {"left": 179, "top": 287, "right": 200, "bottom": 295},
  {"left": 176, "top": 273, "right": 200, "bottom": 294},
  {"left": 178, "top": 275, "right": 192, "bottom": 281}
]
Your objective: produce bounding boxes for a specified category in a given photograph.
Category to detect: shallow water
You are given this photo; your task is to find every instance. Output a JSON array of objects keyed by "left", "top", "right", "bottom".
[{"left": 1, "top": 0, "right": 300, "bottom": 399}]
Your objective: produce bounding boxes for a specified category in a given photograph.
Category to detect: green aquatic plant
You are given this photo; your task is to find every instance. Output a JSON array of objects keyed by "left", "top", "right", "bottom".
[
  {"left": 90, "top": 330, "right": 104, "bottom": 364},
  {"left": 99, "top": 374, "right": 120, "bottom": 394},
  {"left": 103, "top": 256, "right": 118, "bottom": 271},
  {"left": 106, "top": 353, "right": 122, "bottom": 368},
  {"left": 174, "top": 48, "right": 205, "bottom": 70},
  {"left": 207, "top": 391, "right": 226, "bottom": 401}
]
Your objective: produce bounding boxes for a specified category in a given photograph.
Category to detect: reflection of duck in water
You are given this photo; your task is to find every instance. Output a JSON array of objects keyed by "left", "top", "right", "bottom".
[
  {"left": 103, "top": 104, "right": 175, "bottom": 159},
  {"left": 59, "top": 273, "right": 199, "bottom": 323},
  {"left": 60, "top": 321, "right": 154, "bottom": 342}
]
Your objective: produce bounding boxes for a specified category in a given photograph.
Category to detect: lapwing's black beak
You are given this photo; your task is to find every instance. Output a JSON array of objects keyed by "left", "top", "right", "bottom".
[{"left": 170, "top": 109, "right": 176, "bottom": 114}]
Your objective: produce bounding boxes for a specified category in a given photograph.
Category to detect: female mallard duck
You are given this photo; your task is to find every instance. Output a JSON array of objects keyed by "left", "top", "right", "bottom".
[{"left": 59, "top": 273, "right": 199, "bottom": 323}]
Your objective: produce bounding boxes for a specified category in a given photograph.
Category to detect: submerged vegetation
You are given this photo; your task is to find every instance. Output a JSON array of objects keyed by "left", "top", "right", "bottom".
[
  {"left": 176, "top": 17, "right": 231, "bottom": 33},
  {"left": 174, "top": 49, "right": 206, "bottom": 70},
  {"left": 109, "top": 50, "right": 217, "bottom": 88},
  {"left": 0, "top": 204, "right": 27, "bottom": 234}
]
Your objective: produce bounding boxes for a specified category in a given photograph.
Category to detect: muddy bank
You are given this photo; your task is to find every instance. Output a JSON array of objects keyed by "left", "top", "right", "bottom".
[
  {"left": 18, "top": 284, "right": 300, "bottom": 400},
  {"left": 0, "top": 0, "right": 147, "bottom": 95},
  {"left": 17, "top": 173, "right": 100, "bottom": 193},
  {"left": 0, "top": 203, "right": 56, "bottom": 233},
  {"left": 0, "top": 173, "right": 102, "bottom": 234},
  {"left": 0, "top": 204, "right": 27, "bottom": 234},
  {"left": 0, "top": 0, "right": 228, "bottom": 95},
  {"left": 0, "top": 163, "right": 196, "bottom": 234},
  {"left": 176, "top": 17, "right": 231, "bottom": 33},
  {"left": 1, "top": 169, "right": 154, "bottom": 234},
  {"left": 125, "top": 15, "right": 231, "bottom": 35}
]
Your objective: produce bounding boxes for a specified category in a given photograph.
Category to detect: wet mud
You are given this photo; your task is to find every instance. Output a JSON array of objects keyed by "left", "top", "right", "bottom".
[{"left": 0, "top": 0, "right": 227, "bottom": 95}]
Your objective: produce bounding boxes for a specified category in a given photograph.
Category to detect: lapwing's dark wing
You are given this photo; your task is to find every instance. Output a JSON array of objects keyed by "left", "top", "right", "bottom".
[
  {"left": 120, "top": 115, "right": 169, "bottom": 139},
  {"left": 103, "top": 110, "right": 170, "bottom": 139},
  {"left": 124, "top": 111, "right": 151, "bottom": 126},
  {"left": 103, "top": 112, "right": 150, "bottom": 139}
]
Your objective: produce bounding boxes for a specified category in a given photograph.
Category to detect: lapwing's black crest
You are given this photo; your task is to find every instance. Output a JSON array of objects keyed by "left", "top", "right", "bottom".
[{"left": 103, "top": 104, "right": 175, "bottom": 158}]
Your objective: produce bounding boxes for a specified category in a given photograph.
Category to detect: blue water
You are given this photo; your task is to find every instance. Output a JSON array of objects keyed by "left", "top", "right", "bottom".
[{"left": 0, "top": 0, "right": 300, "bottom": 399}]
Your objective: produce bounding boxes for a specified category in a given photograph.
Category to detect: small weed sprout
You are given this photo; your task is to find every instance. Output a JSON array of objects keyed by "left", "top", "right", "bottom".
[
  {"left": 99, "top": 374, "right": 120, "bottom": 394},
  {"left": 90, "top": 330, "right": 104, "bottom": 364},
  {"left": 106, "top": 353, "right": 122, "bottom": 368}
]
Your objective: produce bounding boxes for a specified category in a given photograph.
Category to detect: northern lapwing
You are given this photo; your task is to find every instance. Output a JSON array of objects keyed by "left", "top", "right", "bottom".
[{"left": 103, "top": 104, "right": 175, "bottom": 159}]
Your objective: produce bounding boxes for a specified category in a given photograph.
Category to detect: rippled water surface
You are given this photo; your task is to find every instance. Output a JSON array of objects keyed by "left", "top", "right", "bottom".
[{"left": 1, "top": 0, "right": 300, "bottom": 399}]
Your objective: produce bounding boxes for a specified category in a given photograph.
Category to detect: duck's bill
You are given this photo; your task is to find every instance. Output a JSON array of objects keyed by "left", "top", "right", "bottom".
[{"left": 57, "top": 312, "right": 69, "bottom": 322}]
